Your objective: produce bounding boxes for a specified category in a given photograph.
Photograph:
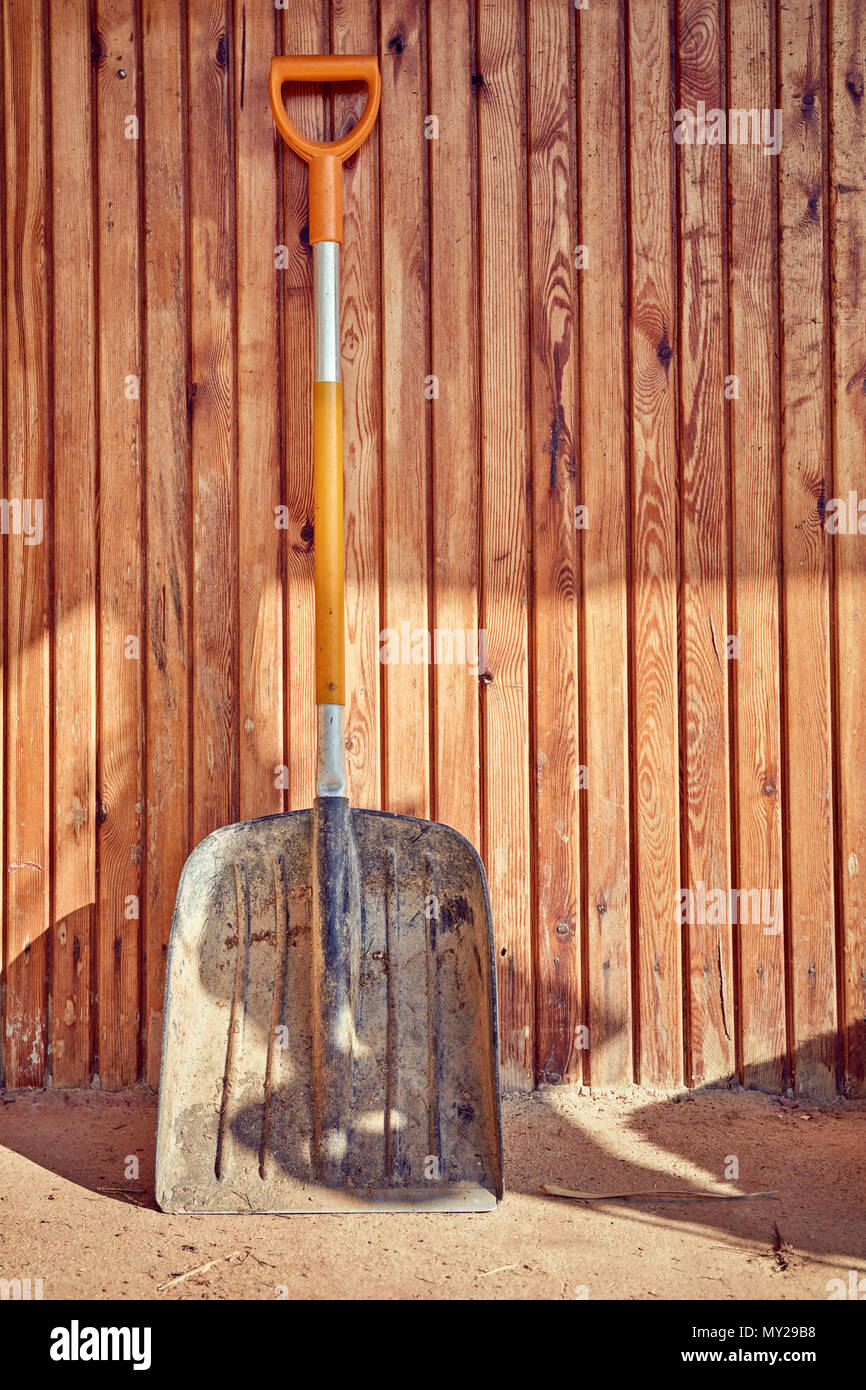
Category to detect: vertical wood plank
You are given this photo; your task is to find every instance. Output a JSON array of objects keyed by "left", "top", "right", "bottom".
[
  {"left": 0, "top": 4, "right": 5, "bottom": 1092},
  {"left": 50, "top": 0, "right": 97, "bottom": 1086},
  {"left": 526, "top": 0, "right": 580, "bottom": 1086},
  {"left": 3, "top": 0, "right": 52, "bottom": 1087},
  {"left": 477, "top": 0, "right": 533, "bottom": 1091},
  {"left": 778, "top": 0, "right": 837, "bottom": 1097},
  {"left": 95, "top": 0, "right": 145, "bottom": 1088},
  {"left": 379, "top": 0, "right": 430, "bottom": 818},
  {"left": 627, "top": 0, "right": 682, "bottom": 1087},
  {"left": 280, "top": 3, "right": 328, "bottom": 810},
  {"left": 332, "top": 0, "right": 382, "bottom": 813},
  {"left": 188, "top": 1, "right": 237, "bottom": 845},
  {"left": 676, "top": 0, "right": 735, "bottom": 1087},
  {"left": 427, "top": 1, "right": 480, "bottom": 845},
  {"left": 727, "top": 0, "right": 787, "bottom": 1090},
  {"left": 142, "top": 0, "right": 191, "bottom": 1084},
  {"left": 578, "top": 0, "right": 632, "bottom": 1086},
  {"left": 830, "top": 0, "right": 866, "bottom": 1096},
  {"left": 234, "top": 0, "right": 283, "bottom": 820}
]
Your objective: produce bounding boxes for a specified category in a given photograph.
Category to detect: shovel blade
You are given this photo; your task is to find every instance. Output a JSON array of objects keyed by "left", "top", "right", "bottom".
[{"left": 155, "top": 807, "right": 502, "bottom": 1213}]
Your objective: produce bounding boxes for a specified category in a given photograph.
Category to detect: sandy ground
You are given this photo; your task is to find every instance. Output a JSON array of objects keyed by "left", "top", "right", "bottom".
[{"left": 0, "top": 1085, "right": 863, "bottom": 1301}]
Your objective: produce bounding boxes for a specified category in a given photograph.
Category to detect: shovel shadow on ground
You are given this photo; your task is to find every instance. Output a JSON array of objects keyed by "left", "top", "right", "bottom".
[
  {"left": 503, "top": 1025, "right": 866, "bottom": 1269},
  {"left": 0, "top": 1088, "right": 158, "bottom": 1209},
  {"left": 1, "top": 1025, "right": 864, "bottom": 1281}
]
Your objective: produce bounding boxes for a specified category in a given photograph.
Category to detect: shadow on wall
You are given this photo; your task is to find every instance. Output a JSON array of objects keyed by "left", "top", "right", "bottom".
[
  {"left": 2, "top": 469, "right": 865, "bottom": 1095},
  {"left": 3, "top": 861, "right": 865, "bottom": 1100}
]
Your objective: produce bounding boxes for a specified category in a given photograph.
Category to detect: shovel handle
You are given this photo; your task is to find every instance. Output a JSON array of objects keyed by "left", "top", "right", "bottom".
[
  {"left": 313, "top": 380, "right": 344, "bottom": 705},
  {"left": 269, "top": 54, "right": 381, "bottom": 244}
]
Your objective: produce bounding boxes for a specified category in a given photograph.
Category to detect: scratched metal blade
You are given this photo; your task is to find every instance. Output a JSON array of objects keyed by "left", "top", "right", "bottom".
[{"left": 155, "top": 809, "right": 502, "bottom": 1214}]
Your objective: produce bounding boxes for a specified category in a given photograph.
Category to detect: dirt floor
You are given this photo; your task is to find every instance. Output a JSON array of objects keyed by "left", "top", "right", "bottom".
[{"left": 0, "top": 1085, "right": 863, "bottom": 1300}]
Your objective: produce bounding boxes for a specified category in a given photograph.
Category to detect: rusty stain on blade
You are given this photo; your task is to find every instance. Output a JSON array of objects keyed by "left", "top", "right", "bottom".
[
  {"left": 215, "top": 860, "right": 250, "bottom": 1183},
  {"left": 384, "top": 845, "right": 398, "bottom": 1183},
  {"left": 259, "top": 853, "right": 290, "bottom": 1181},
  {"left": 425, "top": 850, "right": 442, "bottom": 1173}
]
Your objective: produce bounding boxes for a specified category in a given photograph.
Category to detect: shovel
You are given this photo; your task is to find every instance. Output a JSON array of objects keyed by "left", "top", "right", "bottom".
[{"left": 154, "top": 54, "right": 503, "bottom": 1213}]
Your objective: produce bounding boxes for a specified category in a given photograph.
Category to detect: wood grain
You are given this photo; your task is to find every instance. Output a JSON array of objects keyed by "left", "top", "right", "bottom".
[
  {"left": 0, "top": 1, "right": 858, "bottom": 1097},
  {"left": 829, "top": 0, "right": 866, "bottom": 1096},
  {"left": 527, "top": 0, "right": 580, "bottom": 1086},
  {"left": 676, "top": 0, "right": 735, "bottom": 1087},
  {"left": 778, "top": 0, "right": 837, "bottom": 1097},
  {"left": 379, "top": 0, "right": 430, "bottom": 819},
  {"left": 234, "top": 0, "right": 283, "bottom": 821},
  {"left": 95, "top": 0, "right": 144, "bottom": 1089},
  {"left": 188, "top": 0, "right": 237, "bottom": 846},
  {"left": 427, "top": 0, "right": 481, "bottom": 847},
  {"left": 578, "top": 0, "right": 633, "bottom": 1087},
  {"left": 627, "top": 0, "right": 682, "bottom": 1087},
  {"left": 727, "top": 0, "right": 787, "bottom": 1090},
  {"left": 476, "top": 0, "right": 534, "bottom": 1090},
  {"left": 142, "top": 0, "right": 190, "bottom": 1085},
  {"left": 0, "top": 4, "right": 4, "bottom": 1092},
  {"left": 3, "top": 0, "right": 52, "bottom": 1087},
  {"left": 50, "top": 0, "right": 97, "bottom": 1087}
]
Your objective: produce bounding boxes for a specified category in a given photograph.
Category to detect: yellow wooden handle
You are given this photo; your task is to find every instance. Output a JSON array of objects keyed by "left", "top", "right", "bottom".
[{"left": 313, "top": 381, "right": 344, "bottom": 705}]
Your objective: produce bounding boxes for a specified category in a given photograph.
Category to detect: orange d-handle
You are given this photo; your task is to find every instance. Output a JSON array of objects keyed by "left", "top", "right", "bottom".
[{"left": 269, "top": 55, "right": 381, "bottom": 245}]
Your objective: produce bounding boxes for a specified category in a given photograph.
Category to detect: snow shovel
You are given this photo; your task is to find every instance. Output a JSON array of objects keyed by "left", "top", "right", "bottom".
[{"left": 154, "top": 54, "right": 503, "bottom": 1214}]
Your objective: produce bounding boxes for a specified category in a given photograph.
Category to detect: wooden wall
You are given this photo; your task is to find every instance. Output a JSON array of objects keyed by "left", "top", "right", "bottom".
[{"left": 1, "top": 0, "right": 864, "bottom": 1097}]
